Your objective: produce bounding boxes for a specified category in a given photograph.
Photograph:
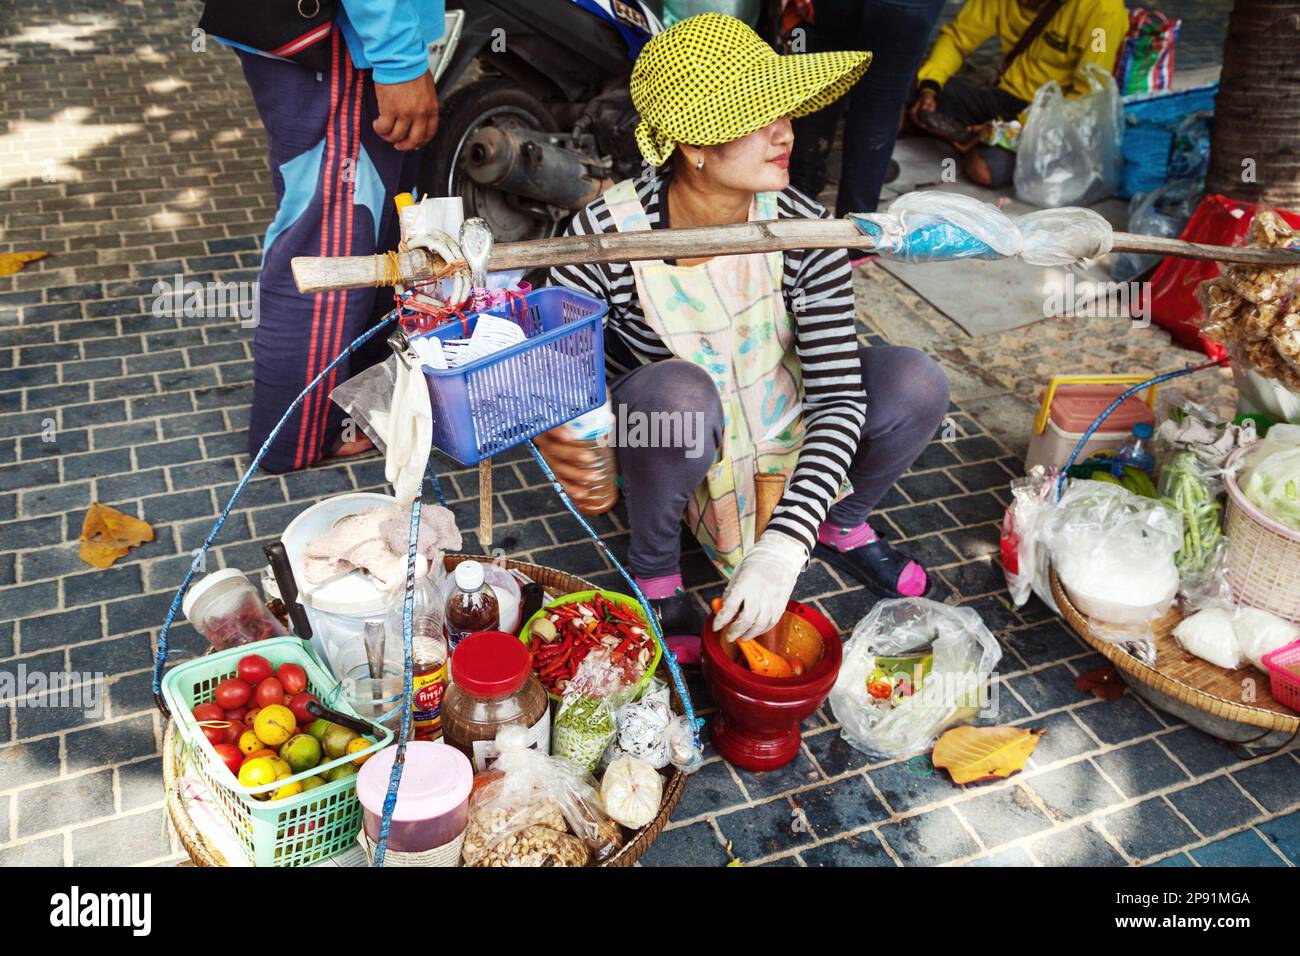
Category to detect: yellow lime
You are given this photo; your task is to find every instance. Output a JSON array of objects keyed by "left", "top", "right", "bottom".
[
  {"left": 254, "top": 705, "right": 296, "bottom": 747},
  {"left": 272, "top": 777, "right": 303, "bottom": 801},
  {"left": 237, "top": 730, "right": 263, "bottom": 756},
  {"left": 346, "top": 736, "right": 373, "bottom": 766},
  {"left": 237, "top": 756, "right": 278, "bottom": 789}
]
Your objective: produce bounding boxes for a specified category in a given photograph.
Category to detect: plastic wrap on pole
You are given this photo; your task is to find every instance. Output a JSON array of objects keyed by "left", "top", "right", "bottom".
[{"left": 849, "top": 192, "right": 1113, "bottom": 267}]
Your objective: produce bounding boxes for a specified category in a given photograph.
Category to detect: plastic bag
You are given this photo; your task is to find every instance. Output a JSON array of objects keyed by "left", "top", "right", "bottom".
[
  {"left": 1158, "top": 451, "right": 1223, "bottom": 575},
  {"left": 603, "top": 678, "right": 672, "bottom": 770},
  {"left": 1241, "top": 423, "right": 1300, "bottom": 529},
  {"left": 1015, "top": 208, "right": 1115, "bottom": 265},
  {"left": 1235, "top": 608, "right": 1300, "bottom": 670},
  {"left": 460, "top": 725, "right": 622, "bottom": 866},
  {"left": 552, "top": 651, "right": 638, "bottom": 773},
  {"left": 1000, "top": 466, "right": 1061, "bottom": 609},
  {"left": 1045, "top": 481, "right": 1182, "bottom": 634},
  {"left": 1173, "top": 607, "right": 1241, "bottom": 669},
  {"left": 851, "top": 191, "right": 1023, "bottom": 263},
  {"left": 331, "top": 356, "right": 400, "bottom": 454},
  {"left": 829, "top": 599, "right": 1002, "bottom": 758},
  {"left": 1112, "top": 179, "right": 1199, "bottom": 281},
  {"left": 1014, "top": 63, "right": 1123, "bottom": 208},
  {"left": 599, "top": 756, "right": 664, "bottom": 829}
]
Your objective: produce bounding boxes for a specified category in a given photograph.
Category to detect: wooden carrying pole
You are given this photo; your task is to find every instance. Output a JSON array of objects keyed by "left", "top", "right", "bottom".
[{"left": 291, "top": 217, "right": 1300, "bottom": 294}]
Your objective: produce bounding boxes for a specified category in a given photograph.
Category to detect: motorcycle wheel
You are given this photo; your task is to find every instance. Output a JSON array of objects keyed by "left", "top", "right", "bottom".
[{"left": 419, "top": 79, "right": 563, "bottom": 245}]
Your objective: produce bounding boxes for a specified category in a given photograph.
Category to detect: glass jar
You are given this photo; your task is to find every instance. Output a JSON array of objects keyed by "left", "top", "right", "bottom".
[
  {"left": 441, "top": 630, "right": 550, "bottom": 772},
  {"left": 182, "top": 569, "right": 286, "bottom": 650}
]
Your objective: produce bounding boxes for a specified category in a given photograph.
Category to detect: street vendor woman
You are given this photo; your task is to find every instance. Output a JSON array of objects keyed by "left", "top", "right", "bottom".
[{"left": 550, "top": 14, "right": 950, "bottom": 653}]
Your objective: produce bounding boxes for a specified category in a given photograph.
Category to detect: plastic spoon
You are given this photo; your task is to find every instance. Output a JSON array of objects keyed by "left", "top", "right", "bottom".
[{"left": 459, "top": 217, "right": 494, "bottom": 310}]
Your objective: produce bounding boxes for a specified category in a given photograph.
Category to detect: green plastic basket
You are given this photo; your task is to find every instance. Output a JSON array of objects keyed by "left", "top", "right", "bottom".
[
  {"left": 161, "top": 636, "right": 393, "bottom": 867},
  {"left": 518, "top": 590, "right": 662, "bottom": 701}
]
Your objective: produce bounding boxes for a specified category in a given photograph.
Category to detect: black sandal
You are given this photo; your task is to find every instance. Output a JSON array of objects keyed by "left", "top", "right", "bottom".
[{"left": 812, "top": 537, "right": 933, "bottom": 600}]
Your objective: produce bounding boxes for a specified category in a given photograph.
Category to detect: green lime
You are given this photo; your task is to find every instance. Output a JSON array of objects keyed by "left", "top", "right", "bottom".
[
  {"left": 299, "top": 775, "right": 327, "bottom": 792},
  {"left": 280, "top": 733, "right": 323, "bottom": 774},
  {"left": 324, "top": 763, "right": 359, "bottom": 783},
  {"left": 307, "top": 719, "right": 331, "bottom": 741}
]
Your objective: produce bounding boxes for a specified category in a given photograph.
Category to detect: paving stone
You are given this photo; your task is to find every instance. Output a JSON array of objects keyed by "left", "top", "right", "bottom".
[
  {"left": 1190, "top": 829, "right": 1288, "bottom": 867},
  {"left": 670, "top": 759, "right": 746, "bottom": 821},
  {"left": 1101, "top": 798, "right": 1200, "bottom": 862},
  {"left": 879, "top": 806, "right": 980, "bottom": 866},
  {"left": 16, "top": 770, "right": 114, "bottom": 837},
  {"left": 0, "top": 834, "right": 64, "bottom": 866},
  {"left": 715, "top": 798, "right": 815, "bottom": 861},
  {"left": 1094, "top": 739, "right": 1190, "bottom": 799},
  {"left": 70, "top": 808, "right": 171, "bottom": 865},
  {"left": 637, "top": 820, "right": 729, "bottom": 867},
  {"left": 65, "top": 715, "right": 157, "bottom": 774},
  {"left": 868, "top": 757, "right": 959, "bottom": 815},
  {"left": 966, "top": 845, "right": 1033, "bottom": 866},
  {"left": 794, "top": 775, "right": 890, "bottom": 839},
  {"left": 1166, "top": 776, "right": 1262, "bottom": 838},
  {"left": 957, "top": 783, "right": 1053, "bottom": 848},
  {"left": 1006, "top": 664, "right": 1085, "bottom": 715},
  {"left": 1158, "top": 727, "right": 1251, "bottom": 777},
  {"left": 804, "top": 726, "right": 877, "bottom": 778},
  {"left": 1072, "top": 695, "right": 1165, "bottom": 745},
  {"left": 731, "top": 748, "right": 823, "bottom": 800},
  {"left": 1146, "top": 852, "right": 1195, "bottom": 867},
  {"left": 800, "top": 830, "right": 896, "bottom": 867},
  {"left": 1006, "top": 619, "right": 1088, "bottom": 668},
  {"left": 1029, "top": 760, "right": 1125, "bottom": 821},
  {"left": 1258, "top": 810, "right": 1300, "bottom": 864},
  {"left": 1230, "top": 754, "right": 1300, "bottom": 814},
  {"left": 0, "top": 737, "right": 63, "bottom": 791},
  {"left": 1029, "top": 823, "right": 1127, "bottom": 866}
]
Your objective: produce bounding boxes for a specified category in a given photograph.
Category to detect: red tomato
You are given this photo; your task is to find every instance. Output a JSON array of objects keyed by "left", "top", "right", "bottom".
[
  {"left": 213, "top": 743, "right": 242, "bottom": 776},
  {"left": 277, "top": 663, "right": 307, "bottom": 695},
  {"left": 254, "top": 677, "right": 285, "bottom": 709},
  {"left": 201, "top": 723, "right": 229, "bottom": 745},
  {"left": 213, "top": 678, "right": 252, "bottom": 710},
  {"left": 237, "top": 654, "right": 273, "bottom": 685},
  {"left": 244, "top": 706, "right": 262, "bottom": 727},
  {"left": 224, "top": 705, "right": 249, "bottom": 722},
  {"left": 192, "top": 702, "right": 225, "bottom": 724},
  {"left": 288, "top": 692, "right": 318, "bottom": 724},
  {"left": 222, "top": 720, "right": 246, "bottom": 745}
]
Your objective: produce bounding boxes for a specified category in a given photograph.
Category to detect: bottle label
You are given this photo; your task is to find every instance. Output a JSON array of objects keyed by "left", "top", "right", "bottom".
[
  {"left": 411, "top": 664, "right": 447, "bottom": 733},
  {"left": 470, "top": 708, "right": 551, "bottom": 773}
]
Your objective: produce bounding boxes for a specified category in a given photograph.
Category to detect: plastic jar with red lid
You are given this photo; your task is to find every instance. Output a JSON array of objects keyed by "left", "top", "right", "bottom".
[{"left": 441, "top": 630, "right": 550, "bottom": 772}]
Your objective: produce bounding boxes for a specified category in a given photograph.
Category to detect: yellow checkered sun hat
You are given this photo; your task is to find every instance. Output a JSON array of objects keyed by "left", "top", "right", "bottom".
[{"left": 631, "top": 13, "right": 872, "bottom": 167}]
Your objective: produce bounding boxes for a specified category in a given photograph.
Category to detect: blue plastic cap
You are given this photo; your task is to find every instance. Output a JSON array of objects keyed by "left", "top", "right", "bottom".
[{"left": 1134, "top": 422, "right": 1153, "bottom": 439}]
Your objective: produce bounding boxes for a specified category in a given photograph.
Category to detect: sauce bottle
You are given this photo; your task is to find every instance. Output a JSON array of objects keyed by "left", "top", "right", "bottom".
[
  {"left": 443, "top": 561, "right": 499, "bottom": 651},
  {"left": 386, "top": 569, "right": 449, "bottom": 739}
]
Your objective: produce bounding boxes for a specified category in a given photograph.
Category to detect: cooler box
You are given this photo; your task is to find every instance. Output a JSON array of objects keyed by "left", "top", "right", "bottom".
[{"left": 1025, "top": 375, "right": 1159, "bottom": 472}]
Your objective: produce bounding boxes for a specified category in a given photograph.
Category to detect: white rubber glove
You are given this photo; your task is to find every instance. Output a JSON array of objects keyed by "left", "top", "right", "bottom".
[
  {"left": 383, "top": 353, "right": 433, "bottom": 508},
  {"left": 713, "top": 531, "right": 808, "bottom": 642}
]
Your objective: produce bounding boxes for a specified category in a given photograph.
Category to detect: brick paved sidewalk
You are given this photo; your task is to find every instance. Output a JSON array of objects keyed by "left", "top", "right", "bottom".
[{"left": 2, "top": 0, "right": 1298, "bottom": 867}]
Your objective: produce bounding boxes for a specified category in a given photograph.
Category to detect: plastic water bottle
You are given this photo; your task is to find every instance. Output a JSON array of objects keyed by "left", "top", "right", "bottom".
[
  {"left": 533, "top": 401, "right": 619, "bottom": 516},
  {"left": 1112, "top": 422, "right": 1156, "bottom": 476}
]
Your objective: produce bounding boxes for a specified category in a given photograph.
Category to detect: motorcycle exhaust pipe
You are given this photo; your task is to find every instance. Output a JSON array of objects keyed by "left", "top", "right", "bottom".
[{"left": 462, "top": 126, "right": 603, "bottom": 211}]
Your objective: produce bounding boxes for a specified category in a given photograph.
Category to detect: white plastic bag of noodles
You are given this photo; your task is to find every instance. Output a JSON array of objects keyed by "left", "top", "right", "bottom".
[
  {"left": 1014, "top": 63, "right": 1124, "bottom": 208},
  {"left": 829, "top": 598, "right": 1003, "bottom": 758}
]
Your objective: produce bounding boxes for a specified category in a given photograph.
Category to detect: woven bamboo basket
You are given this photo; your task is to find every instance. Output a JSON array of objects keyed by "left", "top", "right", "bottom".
[
  {"left": 1222, "top": 446, "right": 1300, "bottom": 623},
  {"left": 1050, "top": 567, "right": 1299, "bottom": 735},
  {"left": 163, "top": 557, "right": 687, "bottom": 867}
]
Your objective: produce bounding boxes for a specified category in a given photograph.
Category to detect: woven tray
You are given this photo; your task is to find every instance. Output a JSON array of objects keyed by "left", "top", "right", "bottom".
[
  {"left": 1049, "top": 567, "right": 1299, "bottom": 734},
  {"left": 163, "top": 557, "right": 687, "bottom": 868}
]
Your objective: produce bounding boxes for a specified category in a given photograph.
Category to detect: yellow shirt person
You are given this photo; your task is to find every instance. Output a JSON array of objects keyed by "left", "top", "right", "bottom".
[{"left": 917, "top": 0, "right": 1128, "bottom": 106}]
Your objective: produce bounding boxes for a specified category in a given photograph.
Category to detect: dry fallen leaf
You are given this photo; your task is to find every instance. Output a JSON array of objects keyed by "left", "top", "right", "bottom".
[
  {"left": 1075, "top": 664, "right": 1126, "bottom": 701},
  {"left": 78, "top": 503, "right": 154, "bottom": 569},
  {"left": 931, "top": 725, "right": 1045, "bottom": 785},
  {"left": 0, "top": 251, "right": 49, "bottom": 276}
]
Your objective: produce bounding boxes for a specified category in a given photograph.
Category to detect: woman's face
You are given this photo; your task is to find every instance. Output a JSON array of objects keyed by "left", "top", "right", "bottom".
[{"left": 697, "top": 118, "right": 794, "bottom": 193}]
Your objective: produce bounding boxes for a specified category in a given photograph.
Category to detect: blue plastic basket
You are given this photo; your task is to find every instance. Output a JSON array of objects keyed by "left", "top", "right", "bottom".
[
  {"left": 416, "top": 287, "right": 607, "bottom": 465},
  {"left": 1119, "top": 83, "right": 1218, "bottom": 198}
]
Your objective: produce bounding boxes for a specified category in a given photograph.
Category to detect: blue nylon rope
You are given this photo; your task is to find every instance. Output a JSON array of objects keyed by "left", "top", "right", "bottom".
[
  {"left": 525, "top": 440, "right": 703, "bottom": 744},
  {"left": 150, "top": 310, "right": 400, "bottom": 697},
  {"left": 1054, "top": 358, "right": 1229, "bottom": 502}
]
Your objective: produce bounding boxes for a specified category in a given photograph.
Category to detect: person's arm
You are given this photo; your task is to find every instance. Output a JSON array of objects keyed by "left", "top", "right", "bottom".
[
  {"left": 916, "top": 0, "right": 1000, "bottom": 94},
  {"left": 1064, "top": 2, "right": 1130, "bottom": 97},
  {"left": 763, "top": 237, "right": 868, "bottom": 555},
  {"left": 342, "top": 0, "right": 440, "bottom": 150}
]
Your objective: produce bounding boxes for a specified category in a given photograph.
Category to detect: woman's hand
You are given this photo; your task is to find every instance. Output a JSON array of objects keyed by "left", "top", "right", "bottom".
[{"left": 712, "top": 531, "right": 807, "bottom": 642}]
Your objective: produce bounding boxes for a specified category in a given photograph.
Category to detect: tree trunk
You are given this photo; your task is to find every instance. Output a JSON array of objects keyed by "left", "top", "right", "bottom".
[{"left": 1205, "top": 0, "right": 1300, "bottom": 207}]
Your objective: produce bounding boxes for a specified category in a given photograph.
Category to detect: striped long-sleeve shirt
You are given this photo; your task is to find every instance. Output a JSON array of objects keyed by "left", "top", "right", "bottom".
[{"left": 549, "top": 170, "right": 868, "bottom": 555}]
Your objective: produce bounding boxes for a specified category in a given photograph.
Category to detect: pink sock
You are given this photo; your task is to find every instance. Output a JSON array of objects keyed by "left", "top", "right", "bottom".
[
  {"left": 896, "top": 562, "right": 928, "bottom": 597},
  {"left": 817, "top": 521, "right": 879, "bottom": 552},
  {"left": 636, "top": 572, "right": 683, "bottom": 601}
]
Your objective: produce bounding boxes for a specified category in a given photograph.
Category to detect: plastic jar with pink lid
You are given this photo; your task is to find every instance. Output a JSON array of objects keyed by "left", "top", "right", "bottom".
[{"left": 356, "top": 740, "right": 473, "bottom": 866}]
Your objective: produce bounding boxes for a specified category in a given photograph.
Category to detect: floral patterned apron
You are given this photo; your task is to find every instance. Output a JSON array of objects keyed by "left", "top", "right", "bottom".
[{"left": 604, "top": 179, "right": 805, "bottom": 575}]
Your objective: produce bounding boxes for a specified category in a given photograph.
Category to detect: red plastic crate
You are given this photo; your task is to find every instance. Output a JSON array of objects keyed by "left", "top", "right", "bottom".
[{"left": 1262, "top": 640, "right": 1300, "bottom": 713}]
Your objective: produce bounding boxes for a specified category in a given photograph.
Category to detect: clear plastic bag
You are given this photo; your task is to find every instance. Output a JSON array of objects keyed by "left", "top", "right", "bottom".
[
  {"left": 552, "top": 651, "right": 637, "bottom": 773},
  {"left": 829, "top": 599, "right": 1002, "bottom": 758},
  {"left": 602, "top": 678, "right": 672, "bottom": 770},
  {"left": 852, "top": 191, "right": 1023, "bottom": 263},
  {"left": 1045, "top": 481, "right": 1183, "bottom": 634},
  {"left": 1015, "top": 208, "right": 1115, "bottom": 265},
  {"left": 330, "top": 355, "right": 400, "bottom": 454},
  {"left": 460, "top": 725, "right": 622, "bottom": 866},
  {"left": 1241, "top": 423, "right": 1300, "bottom": 530},
  {"left": 1000, "top": 466, "right": 1061, "bottom": 609},
  {"left": 1112, "top": 179, "right": 1199, "bottom": 281},
  {"left": 1158, "top": 450, "right": 1223, "bottom": 575},
  {"left": 1014, "top": 63, "right": 1123, "bottom": 208}
]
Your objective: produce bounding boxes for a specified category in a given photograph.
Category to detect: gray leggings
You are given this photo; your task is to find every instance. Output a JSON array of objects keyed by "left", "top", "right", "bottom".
[{"left": 610, "top": 345, "right": 951, "bottom": 577}]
